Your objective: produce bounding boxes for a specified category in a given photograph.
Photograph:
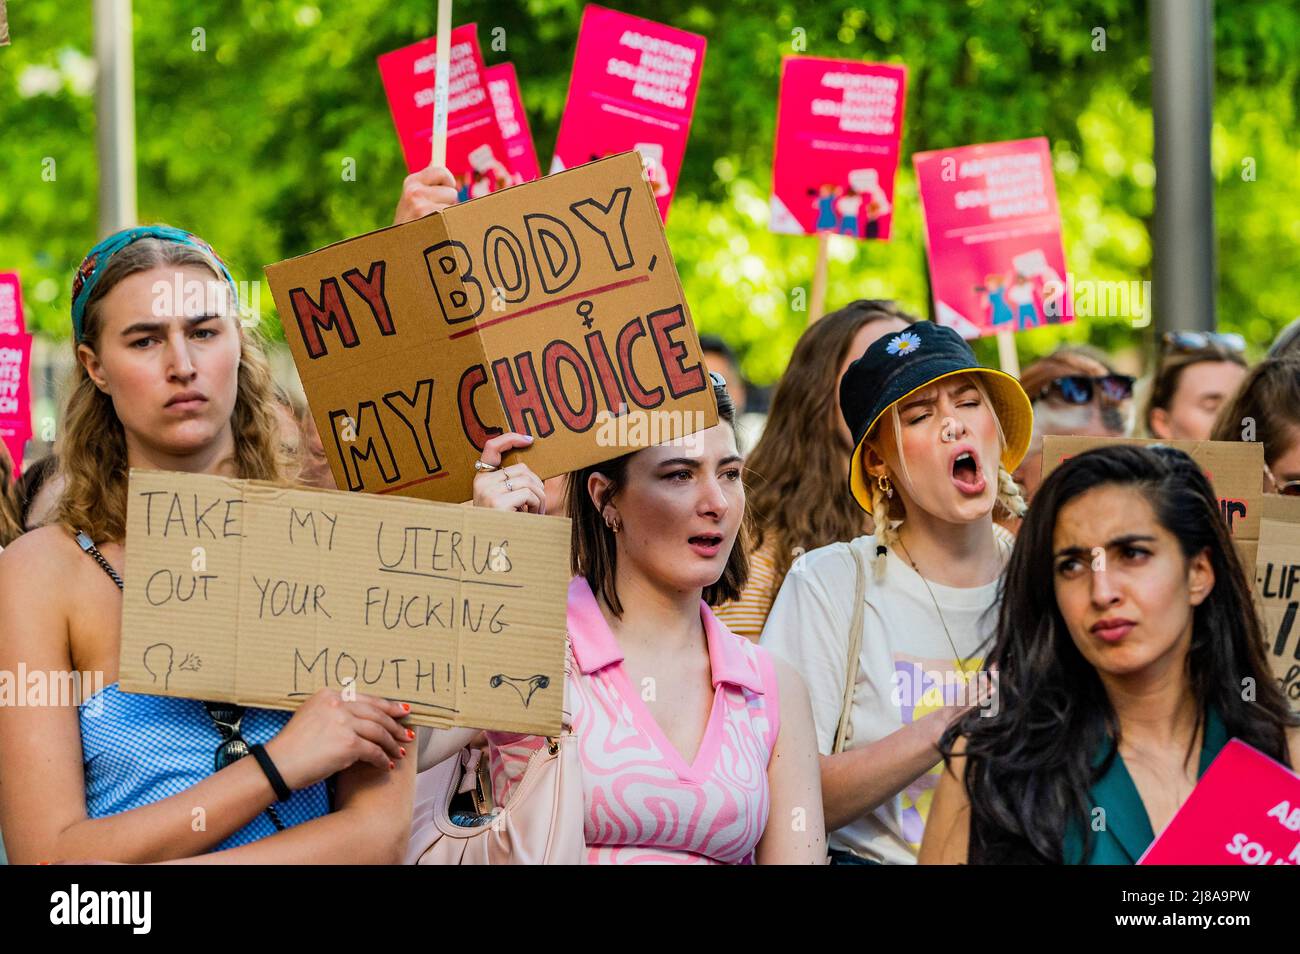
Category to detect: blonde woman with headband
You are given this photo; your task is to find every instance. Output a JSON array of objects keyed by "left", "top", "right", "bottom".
[
  {"left": 762, "top": 320, "right": 1032, "bottom": 864},
  {"left": 0, "top": 227, "right": 418, "bottom": 863}
]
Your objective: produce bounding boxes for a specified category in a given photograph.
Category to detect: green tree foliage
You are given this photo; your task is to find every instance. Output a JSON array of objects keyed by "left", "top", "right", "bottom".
[{"left": 1, "top": 0, "right": 1296, "bottom": 383}]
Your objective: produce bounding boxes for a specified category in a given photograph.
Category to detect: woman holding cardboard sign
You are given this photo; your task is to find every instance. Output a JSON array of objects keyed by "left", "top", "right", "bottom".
[
  {"left": 468, "top": 375, "right": 827, "bottom": 863},
  {"left": 920, "top": 445, "right": 1300, "bottom": 864},
  {"left": 0, "top": 228, "right": 419, "bottom": 864},
  {"left": 760, "top": 321, "right": 1031, "bottom": 864}
]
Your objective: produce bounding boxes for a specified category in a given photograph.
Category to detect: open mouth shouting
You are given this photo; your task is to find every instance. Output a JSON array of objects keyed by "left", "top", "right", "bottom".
[
  {"left": 688, "top": 532, "right": 724, "bottom": 558},
  {"left": 949, "top": 444, "right": 987, "bottom": 496}
]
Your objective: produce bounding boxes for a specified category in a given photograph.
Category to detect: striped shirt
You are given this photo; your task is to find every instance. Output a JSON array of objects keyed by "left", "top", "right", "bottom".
[{"left": 714, "top": 542, "right": 780, "bottom": 642}]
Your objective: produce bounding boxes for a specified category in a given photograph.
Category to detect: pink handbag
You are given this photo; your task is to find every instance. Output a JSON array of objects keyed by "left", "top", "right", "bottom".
[{"left": 406, "top": 676, "right": 585, "bottom": 864}]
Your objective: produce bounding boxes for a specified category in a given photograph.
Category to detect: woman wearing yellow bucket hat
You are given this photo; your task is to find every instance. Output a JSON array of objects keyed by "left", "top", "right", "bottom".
[{"left": 761, "top": 320, "right": 1033, "bottom": 864}]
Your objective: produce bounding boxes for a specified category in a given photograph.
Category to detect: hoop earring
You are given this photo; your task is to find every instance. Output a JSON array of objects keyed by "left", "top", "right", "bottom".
[{"left": 877, "top": 474, "right": 893, "bottom": 499}]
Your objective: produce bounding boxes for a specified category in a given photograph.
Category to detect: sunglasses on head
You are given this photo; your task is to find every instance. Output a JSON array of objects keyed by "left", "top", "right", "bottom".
[
  {"left": 1162, "top": 331, "right": 1246, "bottom": 355},
  {"left": 1039, "top": 374, "right": 1135, "bottom": 405}
]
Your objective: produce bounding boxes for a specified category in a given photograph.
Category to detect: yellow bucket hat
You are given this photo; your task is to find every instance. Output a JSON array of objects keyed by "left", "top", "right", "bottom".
[{"left": 839, "top": 322, "right": 1034, "bottom": 514}]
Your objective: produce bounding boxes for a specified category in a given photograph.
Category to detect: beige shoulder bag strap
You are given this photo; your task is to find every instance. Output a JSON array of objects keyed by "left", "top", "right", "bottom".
[{"left": 832, "top": 543, "right": 867, "bottom": 754}]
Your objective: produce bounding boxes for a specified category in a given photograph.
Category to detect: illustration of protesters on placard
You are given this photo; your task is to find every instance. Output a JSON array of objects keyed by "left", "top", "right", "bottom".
[
  {"left": 1007, "top": 272, "right": 1039, "bottom": 331},
  {"left": 805, "top": 169, "right": 892, "bottom": 238},
  {"left": 849, "top": 167, "right": 891, "bottom": 239},
  {"left": 976, "top": 273, "right": 1017, "bottom": 328},
  {"left": 811, "top": 183, "right": 839, "bottom": 232},
  {"left": 835, "top": 188, "right": 862, "bottom": 237},
  {"left": 975, "top": 250, "right": 1065, "bottom": 332},
  {"left": 634, "top": 143, "right": 671, "bottom": 198},
  {"left": 466, "top": 144, "right": 510, "bottom": 198},
  {"left": 1013, "top": 249, "right": 1065, "bottom": 325}
]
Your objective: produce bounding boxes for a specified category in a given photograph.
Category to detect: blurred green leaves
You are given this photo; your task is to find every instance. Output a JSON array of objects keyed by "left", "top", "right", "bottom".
[{"left": 0, "top": 0, "right": 1296, "bottom": 382}]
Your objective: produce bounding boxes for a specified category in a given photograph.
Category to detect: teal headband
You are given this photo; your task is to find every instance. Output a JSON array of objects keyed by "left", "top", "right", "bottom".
[{"left": 70, "top": 225, "right": 238, "bottom": 343}]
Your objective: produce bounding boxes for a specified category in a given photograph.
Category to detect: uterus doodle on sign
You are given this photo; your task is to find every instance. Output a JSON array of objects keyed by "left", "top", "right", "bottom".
[{"left": 489, "top": 673, "right": 551, "bottom": 708}]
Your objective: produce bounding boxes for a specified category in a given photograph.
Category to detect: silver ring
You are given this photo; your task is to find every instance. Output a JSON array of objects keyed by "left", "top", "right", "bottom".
[
  {"left": 474, "top": 460, "right": 498, "bottom": 473},
  {"left": 506, "top": 479, "right": 514, "bottom": 493}
]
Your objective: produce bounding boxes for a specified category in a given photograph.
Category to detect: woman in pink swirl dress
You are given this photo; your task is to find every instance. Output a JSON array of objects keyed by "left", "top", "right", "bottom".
[{"left": 470, "top": 375, "right": 826, "bottom": 864}]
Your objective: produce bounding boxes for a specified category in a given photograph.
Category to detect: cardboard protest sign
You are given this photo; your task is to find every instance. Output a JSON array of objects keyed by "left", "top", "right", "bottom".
[
  {"left": 485, "top": 63, "right": 541, "bottom": 185},
  {"left": 1041, "top": 437, "right": 1264, "bottom": 552},
  {"left": 266, "top": 152, "right": 718, "bottom": 506},
  {"left": 379, "top": 24, "right": 512, "bottom": 198},
  {"left": 118, "top": 469, "right": 570, "bottom": 734},
  {"left": 550, "top": 5, "right": 706, "bottom": 222},
  {"left": 0, "top": 339, "right": 31, "bottom": 475},
  {"left": 1139, "top": 740, "right": 1300, "bottom": 865},
  {"left": 913, "top": 138, "right": 1072, "bottom": 339},
  {"left": 1255, "top": 494, "right": 1300, "bottom": 710},
  {"left": 770, "top": 57, "right": 906, "bottom": 241}
]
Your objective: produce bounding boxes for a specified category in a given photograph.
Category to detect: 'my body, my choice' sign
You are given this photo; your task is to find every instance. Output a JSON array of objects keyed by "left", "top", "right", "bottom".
[{"left": 266, "top": 152, "right": 717, "bottom": 504}]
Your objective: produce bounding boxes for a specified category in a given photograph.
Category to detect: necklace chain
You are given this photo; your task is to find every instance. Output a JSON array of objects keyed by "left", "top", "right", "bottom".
[{"left": 894, "top": 534, "right": 1009, "bottom": 676}]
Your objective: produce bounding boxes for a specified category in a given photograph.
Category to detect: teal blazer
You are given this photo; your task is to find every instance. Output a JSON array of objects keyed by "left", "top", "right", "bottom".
[{"left": 1063, "top": 707, "right": 1229, "bottom": 865}]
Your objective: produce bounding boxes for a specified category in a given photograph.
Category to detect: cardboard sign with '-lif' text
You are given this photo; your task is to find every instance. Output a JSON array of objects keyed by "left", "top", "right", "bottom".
[
  {"left": 1255, "top": 494, "right": 1300, "bottom": 711},
  {"left": 265, "top": 152, "right": 718, "bottom": 505},
  {"left": 1042, "top": 437, "right": 1265, "bottom": 564},
  {"left": 118, "top": 469, "right": 570, "bottom": 735}
]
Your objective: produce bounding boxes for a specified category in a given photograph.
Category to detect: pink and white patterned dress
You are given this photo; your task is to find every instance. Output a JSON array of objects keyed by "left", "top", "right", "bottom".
[{"left": 487, "top": 577, "right": 782, "bottom": 864}]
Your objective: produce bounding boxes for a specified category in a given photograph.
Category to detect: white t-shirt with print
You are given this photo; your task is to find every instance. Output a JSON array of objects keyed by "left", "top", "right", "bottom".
[{"left": 761, "top": 529, "right": 1011, "bottom": 864}]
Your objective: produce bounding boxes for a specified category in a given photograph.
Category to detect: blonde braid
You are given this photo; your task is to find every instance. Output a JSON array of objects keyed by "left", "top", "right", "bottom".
[
  {"left": 996, "top": 465, "right": 1028, "bottom": 519},
  {"left": 869, "top": 473, "right": 900, "bottom": 579}
]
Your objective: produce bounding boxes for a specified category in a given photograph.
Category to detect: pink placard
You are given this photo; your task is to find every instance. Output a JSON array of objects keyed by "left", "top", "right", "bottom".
[
  {"left": 0, "top": 331, "right": 32, "bottom": 475},
  {"left": 0, "top": 272, "right": 24, "bottom": 336},
  {"left": 550, "top": 5, "right": 706, "bottom": 222},
  {"left": 770, "top": 57, "right": 906, "bottom": 241},
  {"left": 378, "top": 24, "right": 513, "bottom": 199},
  {"left": 485, "top": 63, "right": 541, "bottom": 185},
  {"left": 913, "top": 137, "right": 1072, "bottom": 339},
  {"left": 1139, "top": 739, "right": 1300, "bottom": 865}
]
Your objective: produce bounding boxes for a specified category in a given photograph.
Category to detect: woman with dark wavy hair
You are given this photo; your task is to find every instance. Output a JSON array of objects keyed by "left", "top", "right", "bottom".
[{"left": 920, "top": 444, "right": 1299, "bottom": 864}]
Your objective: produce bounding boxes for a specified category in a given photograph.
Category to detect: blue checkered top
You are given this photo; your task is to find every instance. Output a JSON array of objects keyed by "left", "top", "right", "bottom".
[{"left": 79, "top": 683, "right": 330, "bottom": 851}]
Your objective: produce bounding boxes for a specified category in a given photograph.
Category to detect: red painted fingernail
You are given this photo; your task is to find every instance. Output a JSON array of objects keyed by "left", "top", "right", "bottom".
[
  {"left": 400, "top": 746, "right": 406, "bottom": 757},
  {"left": 388, "top": 761, "right": 395, "bottom": 770},
  {"left": 406, "top": 728, "right": 415, "bottom": 740},
  {"left": 402, "top": 703, "right": 411, "bottom": 713}
]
